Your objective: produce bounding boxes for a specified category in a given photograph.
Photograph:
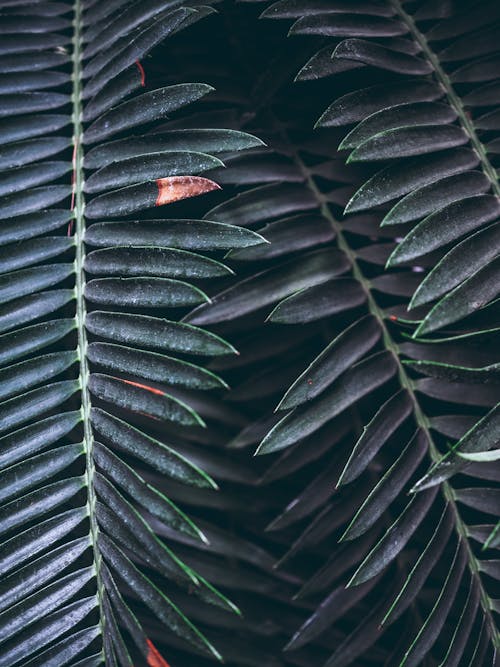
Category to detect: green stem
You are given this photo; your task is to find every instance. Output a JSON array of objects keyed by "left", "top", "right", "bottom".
[
  {"left": 279, "top": 127, "right": 498, "bottom": 650},
  {"left": 391, "top": 0, "right": 500, "bottom": 199},
  {"left": 72, "top": 0, "right": 105, "bottom": 648}
]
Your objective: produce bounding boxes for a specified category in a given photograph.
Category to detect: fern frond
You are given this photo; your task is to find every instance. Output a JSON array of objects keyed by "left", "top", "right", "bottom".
[{"left": 0, "top": 2, "right": 266, "bottom": 665}]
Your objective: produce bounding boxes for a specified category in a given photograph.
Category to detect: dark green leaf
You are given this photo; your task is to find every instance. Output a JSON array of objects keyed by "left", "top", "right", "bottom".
[
  {"left": 333, "top": 39, "right": 432, "bottom": 74},
  {"left": 257, "top": 352, "right": 397, "bottom": 454},
  {"left": 317, "top": 80, "right": 442, "bottom": 127},
  {"left": 387, "top": 195, "right": 500, "bottom": 266},
  {"left": 277, "top": 315, "right": 381, "bottom": 410},
  {"left": 348, "top": 125, "right": 467, "bottom": 162},
  {"left": 415, "top": 257, "right": 500, "bottom": 335},
  {"left": 341, "top": 429, "right": 427, "bottom": 540},
  {"left": 344, "top": 148, "right": 478, "bottom": 213},
  {"left": 348, "top": 487, "right": 438, "bottom": 586},
  {"left": 268, "top": 277, "right": 366, "bottom": 323},
  {"left": 381, "top": 171, "right": 490, "bottom": 226},
  {"left": 338, "top": 390, "right": 413, "bottom": 486}
]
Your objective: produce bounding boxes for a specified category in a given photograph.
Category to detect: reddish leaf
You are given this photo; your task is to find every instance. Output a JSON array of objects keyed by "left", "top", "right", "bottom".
[{"left": 155, "top": 176, "right": 221, "bottom": 206}]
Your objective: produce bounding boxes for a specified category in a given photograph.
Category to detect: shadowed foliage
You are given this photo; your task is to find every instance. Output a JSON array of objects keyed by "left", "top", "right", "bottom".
[{"left": 0, "top": 1, "right": 498, "bottom": 666}]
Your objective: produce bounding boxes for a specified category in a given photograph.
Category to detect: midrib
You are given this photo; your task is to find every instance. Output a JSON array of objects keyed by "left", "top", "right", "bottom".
[{"left": 72, "top": 0, "right": 105, "bottom": 644}]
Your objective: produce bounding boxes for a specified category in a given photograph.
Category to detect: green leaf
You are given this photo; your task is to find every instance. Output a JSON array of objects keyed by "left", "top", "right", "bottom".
[
  {"left": 257, "top": 352, "right": 397, "bottom": 454},
  {"left": 348, "top": 487, "right": 438, "bottom": 587},
  {"left": 415, "top": 257, "right": 500, "bottom": 335},
  {"left": 340, "top": 429, "right": 427, "bottom": 541},
  {"left": 277, "top": 315, "right": 381, "bottom": 410}
]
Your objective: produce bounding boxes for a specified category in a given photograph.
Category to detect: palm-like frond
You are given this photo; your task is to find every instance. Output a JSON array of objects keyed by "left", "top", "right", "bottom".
[
  {"left": 0, "top": 2, "right": 266, "bottom": 665},
  {"left": 1, "top": 1, "right": 499, "bottom": 666},
  {"left": 182, "top": 1, "right": 500, "bottom": 665}
]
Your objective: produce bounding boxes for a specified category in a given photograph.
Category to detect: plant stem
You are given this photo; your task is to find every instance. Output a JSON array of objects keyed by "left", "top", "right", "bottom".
[
  {"left": 72, "top": 0, "right": 105, "bottom": 648},
  {"left": 287, "top": 138, "right": 499, "bottom": 651},
  {"left": 391, "top": 0, "right": 500, "bottom": 198}
]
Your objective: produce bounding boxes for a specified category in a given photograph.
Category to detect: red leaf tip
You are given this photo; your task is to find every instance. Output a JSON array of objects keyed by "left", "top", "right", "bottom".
[
  {"left": 155, "top": 176, "right": 221, "bottom": 207},
  {"left": 135, "top": 60, "right": 146, "bottom": 86},
  {"left": 146, "top": 639, "right": 171, "bottom": 667},
  {"left": 121, "top": 379, "right": 165, "bottom": 396}
]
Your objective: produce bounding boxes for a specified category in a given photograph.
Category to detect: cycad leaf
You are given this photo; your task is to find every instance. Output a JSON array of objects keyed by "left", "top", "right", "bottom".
[{"left": 257, "top": 352, "right": 398, "bottom": 454}]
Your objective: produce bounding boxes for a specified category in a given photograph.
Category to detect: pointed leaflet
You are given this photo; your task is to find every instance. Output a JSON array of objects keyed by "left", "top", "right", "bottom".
[
  {"left": 257, "top": 352, "right": 397, "bottom": 454},
  {"left": 339, "top": 101, "right": 457, "bottom": 150},
  {"left": 317, "top": 80, "right": 442, "bottom": 127},
  {"left": 410, "top": 223, "right": 500, "bottom": 308},
  {"left": 84, "top": 151, "right": 223, "bottom": 193},
  {"left": 94, "top": 474, "right": 196, "bottom": 585},
  {"left": 406, "top": 357, "right": 500, "bottom": 386},
  {"left": 268, "top": 277, "right": 366, "bottom": 324},
  {"left": 285, "top": 576, "right": 380, "bottom": 651},
  {"left": 228, "top": 213, "right": 335, "bottom": 262},
  {"left": 415, "top": 257, "right": 500, "bottom": 335},
  {"left": 454, "top": 488, "right": 500, "bottom": 515},
  {"left": 85, "top": 246, "right": 232, "bottom": 279},
  {"left": 82, "top": 65, "right": 144, "bottom": 123},
  {"left": 98, "top": 534, "right": 222, "bottom": 660},
  {"left": 382, "top": 504, "right": 454, "bottom": 626},
  {"left": 85, "top": 311, "right": 237, "bottom": 356},
  {"left": 277, "top": 315, "right": 381, "bottom": 410},
  {"left": 87, "top": 343, "right": 227, "bottom": 390},
  {"left": 204, "top": 182, "right": 316, "bottom": 227},
  {"left": 82, "top": 0, "right": 184, "bottom": 60},
  {"left": 341, "top": 429, "right": 427, "bottom": 541},
  {"left": 398, "top": 544, "right": 467, "bottom": 667},
  {"left": 261, "top": 1, "right": 396, "bottom": 19},
  {"left": 333, "top": 38, "right": 432, "bottom": 74},
  {"left": 338, "top": 390, "right": 413, "bottom": 486},
  {"left": 85, "top": 277, "right": 209, "bottom": 309},
  {"left": 348, "top": 487, "right": 438, "bottom": 587},
  {"left": 82, "top": 8, "right": 195, "bottom": 98},
  {"left": 88, "top": 373, "right": 204, "bottom": 427},
  {"left": 387, "top": 195, "right": 500, "bottom": 266},
  {"left": 347, "top": 125, "right": 468, "bottom": 162},
  {"left": 83, "top": 129, "right": 264, "bottom": 169},
  {"left": 90, "top": 408, "right": 216, "bottom": 488},
  {"left": 344, "top": 147, "right": 479, "bottom": 213},
  {"left": 93, "top": 441, "right": 206, "bottom": 541},
  {"left": 85, "top": 176, "right": 220, "bottom": 218},
  {"left": 437, "top": 578, "right": 480, "bottom": 667},
  {"left": 83, "top": 84, "right": 213, "bottom": 143},
  {"left": 85, "top": 220, "right": 266, "bottom": 252},
  {"left": 296, "top": 45, "right": 364, "bottom": 81},
  {"left": 185, "top": 249, "right": 350, "bottom": 325},
  {"left": 381, "top": 171, "right": 490, "bottom": 226},
  {"left": 289, "top": 13, "right": 407, "bottom": 38}
]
